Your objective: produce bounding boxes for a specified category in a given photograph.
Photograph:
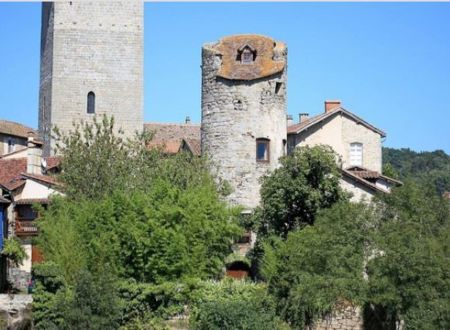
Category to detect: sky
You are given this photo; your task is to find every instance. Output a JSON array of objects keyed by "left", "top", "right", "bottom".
[{"left": 0, "top": 2, "right": 449, "bottom": 153}]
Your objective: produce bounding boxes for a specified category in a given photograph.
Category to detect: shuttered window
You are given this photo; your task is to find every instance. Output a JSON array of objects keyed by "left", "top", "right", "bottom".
[{"left": 349, "top": 142, "right": 363, "bottom": 166}]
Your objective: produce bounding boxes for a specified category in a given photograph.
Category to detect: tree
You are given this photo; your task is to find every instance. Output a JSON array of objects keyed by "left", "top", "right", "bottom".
[
  {"left": 253, "top": 145, "right": 347, "bottom": 238},
  {"left": 35, "top": 116, "right": 242, "bottom": 326},
  {"left": 366, "top": 182, "right": 450, "bottom": 329},
  {"left": 262, "top": 202, "right": 373, "bottom": 328}
]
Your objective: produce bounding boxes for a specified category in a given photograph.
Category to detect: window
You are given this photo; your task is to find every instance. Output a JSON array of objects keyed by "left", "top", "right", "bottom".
[
  {"left": 349, "top": 142, "right": 363, "bottom": 166},
  {"left": 87, "top": 91, "right": 95, "bottom": 114},
  {"left": 7, "top": 138, "right": 15, "bottom": 153},
  {"left": 256, "top": 138, "right": 270, "bottom": 162},
  {"left": 237, "top": 45, "right": 256, "bottom": 64}
]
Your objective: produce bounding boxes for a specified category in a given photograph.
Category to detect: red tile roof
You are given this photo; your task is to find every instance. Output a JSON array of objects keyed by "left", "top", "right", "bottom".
[
  {"left": 346, "top": 166, "right": 403, "bottom": 185},
  {"left": 44, "top": 156, "right": 61, "bottom": 171},
  {"left": 181, "top": 138, "right": 201, "bottom": 156},
  {"left": 0, "top": 120, "right": 36, "bottom": 139},
  {"left": 21, "top": 173, "right": 59, "bottom": 186},
  {"left": 0, "top": 158, "right": 27, "bottom": 191},
  {"left": 144, "top": 122, "right": 201, "bottom": 155},
  {"left": 287, "top": 107, "right": 386, "bottom": 137}
]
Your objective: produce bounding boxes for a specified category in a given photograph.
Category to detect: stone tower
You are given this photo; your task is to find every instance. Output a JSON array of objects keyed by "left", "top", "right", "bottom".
[
  {"left": 201, "top": 35, "right": 288, "bottom": 209},
  {"left": 38, "top": 1, "right": 144, "bottom": 155}
]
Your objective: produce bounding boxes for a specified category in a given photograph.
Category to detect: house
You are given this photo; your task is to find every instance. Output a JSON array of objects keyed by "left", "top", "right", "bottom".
[
  {"left": 0, "top": 120, "right": 35, "bottom": 157},
  {"left": 287, "top": 100, "right": 401, "bottom": 201},
  {"left": 144, "top": 119, "right": 201, "bottom": 156},
  {"left": 0, "top": 136, "right": 60, "bottom": 291}
]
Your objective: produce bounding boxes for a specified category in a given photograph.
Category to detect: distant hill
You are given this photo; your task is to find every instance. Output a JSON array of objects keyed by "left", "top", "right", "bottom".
[{"left": 382, "top": 147, "right": 450, "bottom": 195}]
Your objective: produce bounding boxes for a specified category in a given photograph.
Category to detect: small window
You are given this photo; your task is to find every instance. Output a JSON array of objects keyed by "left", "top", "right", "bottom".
[
  {"left": 87, "top": 91, "right": 95, "bottom": 114},
  {"left": 275, "top": 82, "right": 282, "bottom": 95},
  {"left": 7, "top": 138, "right": 15, "bottom": 153},
  {"left": 237, "top": 45, "right": 256, "bottom": 64},
  {"left": 349, "top": 142, "right": 363, "bottom": 166},
  {"left": 256, "top": 138, "right": 270, "bottom": 162}
]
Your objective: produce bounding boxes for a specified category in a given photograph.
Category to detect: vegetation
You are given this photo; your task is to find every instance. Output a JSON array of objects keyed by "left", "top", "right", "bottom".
[
  {"left": 34, "top": 117, "right": 241, "bottom": 328},
  {"left": 1, "top": 237, "right": 27, "bottom": 267},
  {"left": 33, "top": 118, "right": 450, "bottom": 329},
  {"left": 383, "top": 147, "right": 450, "bottom": 194},
  {"left": 252, "top": 145, "right": 347, "bottom": 238}
]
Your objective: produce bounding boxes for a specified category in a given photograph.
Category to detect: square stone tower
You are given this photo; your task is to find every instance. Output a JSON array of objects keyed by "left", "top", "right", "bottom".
[{"left": 38, "top": 1, "right": 144, "bottom": 155}]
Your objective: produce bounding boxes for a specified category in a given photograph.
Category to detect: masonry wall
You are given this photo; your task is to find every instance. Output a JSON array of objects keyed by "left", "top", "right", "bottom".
[
  {"left": 39, "top": 1, "right": 144, "bottom": 155},
  {"left": 290, "top": 113, "right": 382, "bottom": 172},
  {"left": 201, "top": 35, "right": 287, "bottom": 209}
]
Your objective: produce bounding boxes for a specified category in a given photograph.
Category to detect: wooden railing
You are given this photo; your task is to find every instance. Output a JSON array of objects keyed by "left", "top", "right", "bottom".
[{"left": 15, "top": 219, "right": 38, "bottom": 236}]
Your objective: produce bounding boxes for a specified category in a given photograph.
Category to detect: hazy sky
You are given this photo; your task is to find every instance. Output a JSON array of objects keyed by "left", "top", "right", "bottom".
[{"left": 1, "top": 2, "right": 449, "bottom": 153}]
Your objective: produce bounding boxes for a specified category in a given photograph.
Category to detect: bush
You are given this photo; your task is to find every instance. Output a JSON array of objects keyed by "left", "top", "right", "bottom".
[
  {"left": 1, "top": 237, "right": 26, "bottom": 267},
  {"left": 190, "top": 279, "right": 286, "bottom": 330}
]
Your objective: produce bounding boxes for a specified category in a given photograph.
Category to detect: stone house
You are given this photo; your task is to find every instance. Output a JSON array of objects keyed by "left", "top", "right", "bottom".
[
  {"left": 0, "top": 136, "right": 60, "bottom": 291},
  {"left": 287, "top": 100, "right": 401, "bottom": 201},
  {"left": 0, "top": 120, "right": 35, "bottom": 157}
]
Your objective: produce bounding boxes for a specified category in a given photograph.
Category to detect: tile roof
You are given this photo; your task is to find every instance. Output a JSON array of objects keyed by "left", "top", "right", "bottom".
[
  {"left": 20, "top": 173, "right": 59, "bottom": 186},
  {"left": 45, "top": 156, "right": 61, "bottom": 170},
  {"left": 0, "top": 158, "right": 27, "bottom": 191},
  {"left": 181, "top": 138, "right": 201, "bottom": 156},
  {"left": 346, "top": 166, "right": 403, "bottom": 185},
  {"left": 0, "top": 120, "right": 36, "bottom": 139},
  {"left": 15, "top": 198, "right": 49, "bottom": 205},
  {"left": 287, "top": 107, "right": 386, "bottom": 137},
  {"left": 144, "top": 122, "right": 201, "bottom": 155}
]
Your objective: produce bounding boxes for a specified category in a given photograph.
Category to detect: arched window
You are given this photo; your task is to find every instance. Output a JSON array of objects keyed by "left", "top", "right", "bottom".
[
  {"left": 256, "top": 138, "right": 270, "bottom": 162},
  {"left": 87, "top": 91, "right": 95, "bottom": 114},
  {"left": 349, "top": 142, "right": 363, "bottom": 166}
]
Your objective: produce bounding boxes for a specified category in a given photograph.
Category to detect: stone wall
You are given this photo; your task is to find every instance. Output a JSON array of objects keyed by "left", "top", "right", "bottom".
[
  {"left": 0, "top": 294, "right": 32, "bottom": 330},
  {"left": 201, "top": 35, "right": 287, "bottom": 209},
  {"left": 290, "top": 112, "right": 382, "bottom": 173},
  {"left": 313, "top": 305, "right": 363, "bottom": 330},
  {"left": 39, "top": 1, "right": 144, "bottom": 156}
]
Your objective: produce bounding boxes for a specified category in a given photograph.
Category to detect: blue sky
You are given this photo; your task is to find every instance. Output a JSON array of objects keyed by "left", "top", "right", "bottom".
[{"left": 0, "top": 2, "right": 449, "bottom": 153}]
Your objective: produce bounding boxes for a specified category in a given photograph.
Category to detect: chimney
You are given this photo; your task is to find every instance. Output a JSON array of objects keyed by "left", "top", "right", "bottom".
[
  {"left": 27, "top": 132, "right": 43, "bottom": 175},
  {"left": 325, "top": 100, "right": 341, "bottom": 113},
  {"left": 185, "top": 116, "right": 191, "bottom": 124},
  {"left": 299, "top": 113, "right": 309, "bottom": 123},
  {"left": 287, "top": 114, "right": 293, "bottom": 126}
]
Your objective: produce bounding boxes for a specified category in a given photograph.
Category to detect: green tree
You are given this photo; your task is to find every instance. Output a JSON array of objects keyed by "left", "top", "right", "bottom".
[
  {"left": 262, "top": 202, "right": 372, "bottom": 328},
  {"left": 366, "top": 182, "right": 450, "bottom": 329},
  {"left": 253, "top": 145, "right": 347, "bottom": 238},
  {"left": 34, "top": 116, "right": 242, "bottom": 326}
]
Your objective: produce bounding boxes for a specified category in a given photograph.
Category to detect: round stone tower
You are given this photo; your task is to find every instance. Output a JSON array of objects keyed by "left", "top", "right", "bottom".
[{"left": 201, "top": 34, "right": 288, "bottom": 209}]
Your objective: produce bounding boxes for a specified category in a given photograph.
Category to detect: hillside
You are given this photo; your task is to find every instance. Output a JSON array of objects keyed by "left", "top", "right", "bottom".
[{"left": 382, "top": 147, "right": 450, "bottom": 194}]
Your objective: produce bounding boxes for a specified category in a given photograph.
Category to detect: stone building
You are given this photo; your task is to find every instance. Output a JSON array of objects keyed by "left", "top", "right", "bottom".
[
  {"left": 38, "top": 1, "right": 144, "bottom": 156},
  {"left": 201, "top": 35, "right": 288, "bottom": 209},
  {"left": 287, "top": 100, "right": 401, "bottom": 201},
  {"left": 0, "top": 120, "right": 34, "bottom": 157}
]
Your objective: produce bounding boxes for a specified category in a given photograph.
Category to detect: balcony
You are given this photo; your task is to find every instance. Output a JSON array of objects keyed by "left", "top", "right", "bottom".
[{"left": 15, "top": 219, "right": 38, "bottom": 236}]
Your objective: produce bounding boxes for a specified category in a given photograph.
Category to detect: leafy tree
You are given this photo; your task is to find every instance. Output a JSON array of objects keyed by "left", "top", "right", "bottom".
[
  {"left": 383, "top": 147, "right": 450, "bottom": 195},
  {"left": 253, "top": 145, "right": 347, "bottom": 238},
  {"left": 366, "top": 182, "right": 450, "bottom": 329},
  {"left": 1, "top": 237, "right": 26, "bottom": 267},
  {"left": 34, "top": 116, "right": 242, "bottom": 326},
  {"left": 262, "top": 202, "right": 373, "bottom": 328}
]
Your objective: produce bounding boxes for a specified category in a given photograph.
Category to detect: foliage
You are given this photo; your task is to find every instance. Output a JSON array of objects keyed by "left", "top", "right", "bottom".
[
  {"left": 1, "top": 237, "right": 27, "bottom": 267},
  {"left": 383, "top": 147, "right": 450, "bottom": 194},
  {"left": 253, "top": 145, "right": 347, "bottom": 238},
  {"left": 366, "top": 182, "right": 450, "bottom": 329},
  {"left": 190, "top": 279, "right": 286, "bottom": 330},
  {"left": 35, "top": 116, "right": 242, "bottom": 326},
  {"left": 262, "top": 202, "right": 372, "bottom": 328}
]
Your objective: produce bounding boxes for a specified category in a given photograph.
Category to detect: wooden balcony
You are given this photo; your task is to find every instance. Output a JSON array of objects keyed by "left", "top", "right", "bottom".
[{"left": 15, "top": 219, "right": 38, "bottom": 236}]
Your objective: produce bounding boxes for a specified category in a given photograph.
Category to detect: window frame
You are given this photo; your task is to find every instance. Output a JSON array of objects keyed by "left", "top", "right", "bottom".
[
  {"left": 256, "top": 138, "right": 270, "bottom": 163},
  {"left": 87, "top": 91, "right": 95, "bottom": 114},
  {"left": 349, "top": 142, "right": 363, "bottom": 166}
]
